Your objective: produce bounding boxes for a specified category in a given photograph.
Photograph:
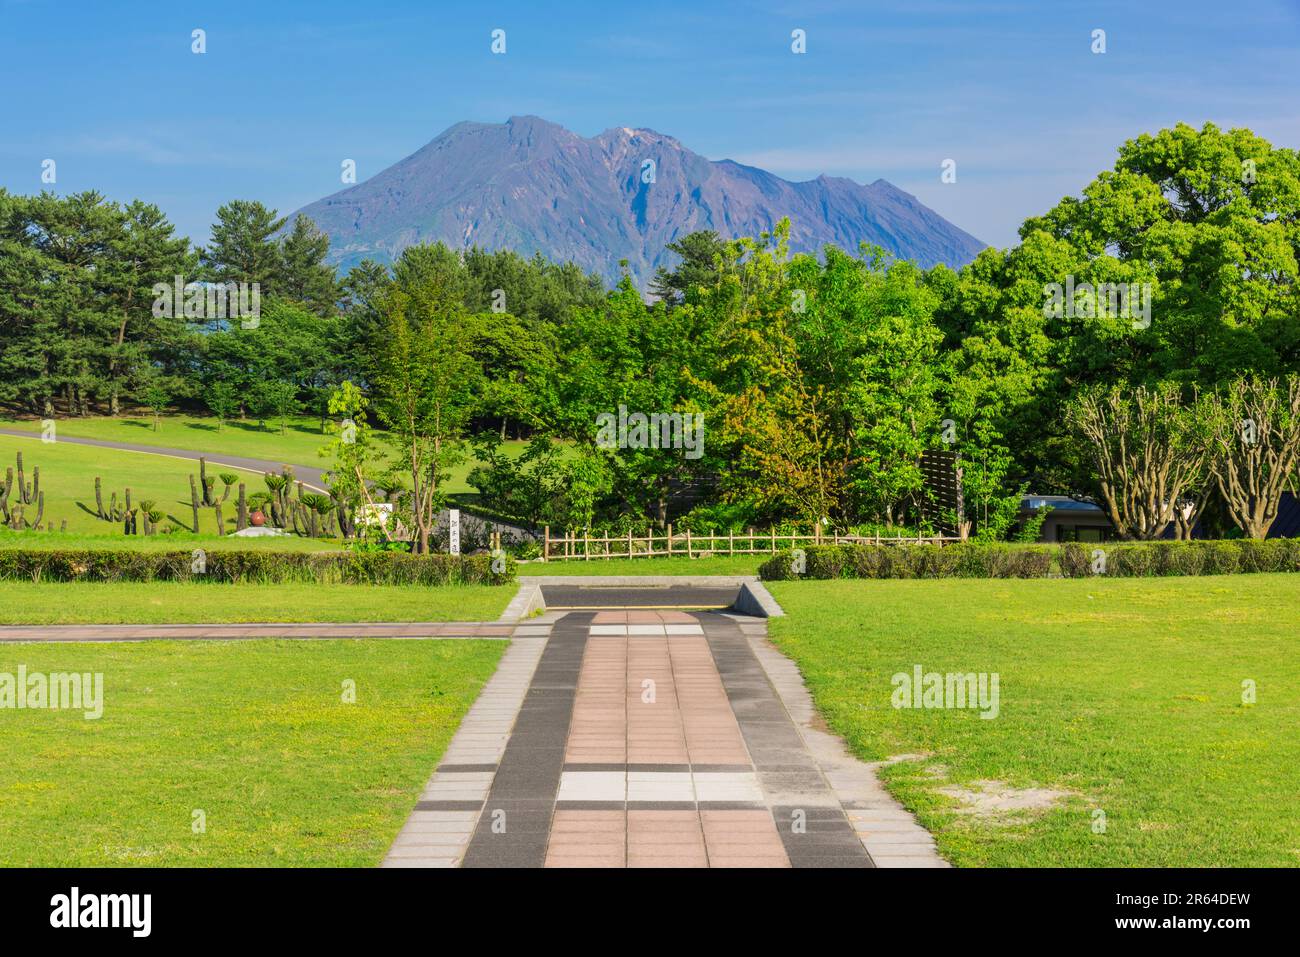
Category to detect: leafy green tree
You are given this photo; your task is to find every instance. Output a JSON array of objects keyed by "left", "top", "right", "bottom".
[
  {"left": 649, "top": 230, "right": 728, "bottom": 305},
  {"left": 258, "top": 379, "right": 301, "bottom": 435},
  {"left": 1024, "top": 121, "right": 1300, "bottom": 385},
  {"left": 140, "top": 382, "right": 170, "bottom": 431},
  {"left": 372, "top": 249, "right": 486, "bottom": 552},
  {"left": 204, "top": 380, "right": 239, "bottom": 431},
  {"left": 0, "top": 191, "right": 191, "bottom": 417},
  {"left": 279, "top": 214, "right": 338, "bottom": 314},
  {"left": 201, "top": 200, "right": 286, "bottom": 294}
]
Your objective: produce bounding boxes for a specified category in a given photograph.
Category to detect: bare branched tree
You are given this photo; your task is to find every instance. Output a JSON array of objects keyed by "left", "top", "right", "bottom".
[
  {"left": 1067, "top": 382, "right": 1209, "bottom": 540},
  {"left": 1206, "top": 376, "right": 1300, "bottom": 539}
]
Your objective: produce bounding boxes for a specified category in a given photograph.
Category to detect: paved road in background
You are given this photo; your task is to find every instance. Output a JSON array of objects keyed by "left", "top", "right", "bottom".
[{"left": 0, "top": 427, "right": 329, "bottom": 489}]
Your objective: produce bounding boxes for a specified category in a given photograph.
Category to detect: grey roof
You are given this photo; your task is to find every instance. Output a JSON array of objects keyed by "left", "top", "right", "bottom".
[{"left": 1020, "top": 495, "right": 1104, "bottom": 513}]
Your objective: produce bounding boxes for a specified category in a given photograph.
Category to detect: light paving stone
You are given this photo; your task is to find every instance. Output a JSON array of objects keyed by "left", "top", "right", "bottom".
[
  {"left": 556, "top": 771, "right": 627, "bottom": 801},
  {"left": 692, "top": 772, "right": 763, "bottom": 803},
  {"left": 382, "top": 858, "right": 459, "bottom": 868},
  {"left": 626, "top": 772, "right": 694, "bottom": 802},
  {"left": 382, "top": 625, "right": 551, "bottom": 868}
]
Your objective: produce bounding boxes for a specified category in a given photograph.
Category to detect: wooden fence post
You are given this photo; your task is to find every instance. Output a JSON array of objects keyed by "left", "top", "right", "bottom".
[
  {"left": 686, "top": 528, "right": 692, "bottom": 558},
  {"left": 667, "top": 523, "right": 673, "bottom": 557}
]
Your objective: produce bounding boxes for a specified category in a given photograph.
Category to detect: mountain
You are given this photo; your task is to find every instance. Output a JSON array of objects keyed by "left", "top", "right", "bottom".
[{"left": 291, "top": 115, "right": 986, "bottom": 286}]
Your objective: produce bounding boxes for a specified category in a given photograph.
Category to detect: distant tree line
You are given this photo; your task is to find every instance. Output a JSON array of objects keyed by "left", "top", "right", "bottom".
[{"left": 3, "top": 122, "right": 1299, "bottom": 543}]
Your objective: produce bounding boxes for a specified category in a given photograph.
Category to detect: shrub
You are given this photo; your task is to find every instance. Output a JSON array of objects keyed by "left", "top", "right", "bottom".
[
  {"left": 757, "top": 540, "right": 1300, "bottom": 581},
  {"left": 1197, "top": 540, "right": 1241, "bottom": 576},
  {"left": 0, "top": 549, "right": 515, "bottom": 586}
]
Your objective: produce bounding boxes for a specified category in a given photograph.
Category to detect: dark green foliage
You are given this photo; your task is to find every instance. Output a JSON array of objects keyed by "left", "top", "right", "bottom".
[
  {"left": 760, "top": 540, "right": 1300, "bottom": 581},
  {"left": 0, "top": 549, "right": 515, "bottom": 585}
]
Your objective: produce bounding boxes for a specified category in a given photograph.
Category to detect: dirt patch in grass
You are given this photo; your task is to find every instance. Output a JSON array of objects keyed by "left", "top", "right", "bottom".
[{"left": 936, "top": 779, "right": 1078, "bottom": 820}]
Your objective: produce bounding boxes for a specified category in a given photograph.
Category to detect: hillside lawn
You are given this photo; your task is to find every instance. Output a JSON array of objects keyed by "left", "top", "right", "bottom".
[
  {"left": 1, "top": 415, "right": 527, "bottom": 495},
  {"left": 3, "top": 414, "right": 339, "bottom": 468},
  {"left": 0, "top": 638, "right": 504, "bottom": 866},
  {"left": 1, "top": 432, "right": 301, "bottom": 538},
  {"left": 0, "top": 581, "right": 513, "bottom": 624},
  {"left": 766, "top": 575, "right": 1300, "bottom": 867}
]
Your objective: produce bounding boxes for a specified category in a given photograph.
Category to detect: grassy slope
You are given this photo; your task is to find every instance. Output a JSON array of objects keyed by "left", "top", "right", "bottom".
[
  {"left": 767, "top": 576, "right": 1300, "bottom": 867},
  {"left": 1, "top": 433, "right": 281, "bottom": 536},
  {"left": 0, "top": 639, "right": 503, "bottom": 865},
  {"left": 3, "top": 414, "right": 339, "bottom": 468},
  {"left": 1, "top": 415, "right": 526, "bottom": 495},
  {"left": 0, "top": 582, "right": 513, "bottom": 624}
]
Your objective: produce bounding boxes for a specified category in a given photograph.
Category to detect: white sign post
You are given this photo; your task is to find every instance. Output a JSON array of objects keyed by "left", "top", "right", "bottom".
[{"left": 448, "top": 509, "right": 460, "bottom": 555}]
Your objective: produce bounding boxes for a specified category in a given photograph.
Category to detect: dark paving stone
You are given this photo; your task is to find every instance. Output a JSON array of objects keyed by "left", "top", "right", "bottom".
[
  {"left": 461, "top": 616, "right": 589, "bottom": 868},
  {"left": 541, "top": 585, "right": 739, "bottom": 608},
  {"left": 695, "top": 611, "right": 876, "bottom": 869},
  {"left": 414, "top": 800, "right": 485, "bottom": 812}
]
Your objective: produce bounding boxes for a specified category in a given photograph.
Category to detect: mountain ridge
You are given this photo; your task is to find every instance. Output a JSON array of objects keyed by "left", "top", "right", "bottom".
[{"left": 292, "top": 115, "right": 987, "bottom": 284}]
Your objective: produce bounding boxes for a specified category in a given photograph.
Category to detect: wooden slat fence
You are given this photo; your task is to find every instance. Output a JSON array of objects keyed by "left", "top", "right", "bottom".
[{"left": 540, "top": 525, "right": 963, "bottom": 561}]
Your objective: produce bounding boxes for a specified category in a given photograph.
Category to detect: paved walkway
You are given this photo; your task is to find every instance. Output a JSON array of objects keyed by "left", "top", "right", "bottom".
[
  {"left": 0, "top": 622, "right": 513, "bottom": 642},
  {"left": 385, "top": 609, "right": 948, "bottom": 868}
]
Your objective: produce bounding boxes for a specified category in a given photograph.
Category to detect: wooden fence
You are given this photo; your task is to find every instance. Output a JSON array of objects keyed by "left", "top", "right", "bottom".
[{"left": 540, "top": 525, "right": 963, "bottom": 561}]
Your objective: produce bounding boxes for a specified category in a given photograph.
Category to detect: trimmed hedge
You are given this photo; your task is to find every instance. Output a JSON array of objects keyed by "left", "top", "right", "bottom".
[
  {"left": 0, "top": 549, "right": 516, "bottom": 586},
  {"left": 759, "top": 539, "right": 1300, "bottom": 581}
]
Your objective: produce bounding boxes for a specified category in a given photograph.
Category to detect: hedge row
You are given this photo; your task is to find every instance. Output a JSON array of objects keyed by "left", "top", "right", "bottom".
[
  {"left": 758, "top": 539, "right": 1300, "bottom": 581},
  {"left": 0, "top": 549, "right": 516, "bottom": 586}
]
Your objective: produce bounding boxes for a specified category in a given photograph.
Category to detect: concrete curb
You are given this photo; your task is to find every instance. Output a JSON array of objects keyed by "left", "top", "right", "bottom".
[
  {"left": 734, "top": 581, "right": 785, "bottom": 617},
  {"left": 498, "top": 580, "right": 545, "bottom": 622}
]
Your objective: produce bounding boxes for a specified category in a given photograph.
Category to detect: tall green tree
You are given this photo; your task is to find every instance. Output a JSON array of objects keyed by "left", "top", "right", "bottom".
[
  {"left": 278, "top": 214, "right": 338, "bottom": 314},
  {"left": 201, "top": 200, "right": 286, "bottom": 294},
  {"left": 372, "top": 250, "right": 485, "bottom": 552}
]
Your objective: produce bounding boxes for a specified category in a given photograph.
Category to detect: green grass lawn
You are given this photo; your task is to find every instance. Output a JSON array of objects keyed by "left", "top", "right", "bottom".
[
  {"left": 3, "top": 414, "right": 340, "bottom": 468},
  {"left": 767, "top": 575, "right": 1300, "bottom": 867},
  {"left": 0, "top": 582, "right": 514, "bottom": 624},
  {"left": 0, "top": 638, "right": 504, "bottom": 865},
  {"left": 519, "top": 555, "right": 765, "bottom": 576},
  {"left": 0, "top": 433, "right": 287, "bottom": 537}
]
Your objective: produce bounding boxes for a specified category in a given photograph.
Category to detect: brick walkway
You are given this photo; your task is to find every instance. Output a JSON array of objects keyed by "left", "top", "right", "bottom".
[{"left": 385, "top": 609, "right": 947, "bottom": 868}]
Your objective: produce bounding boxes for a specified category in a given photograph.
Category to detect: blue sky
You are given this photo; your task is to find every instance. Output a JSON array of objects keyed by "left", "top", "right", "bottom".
[{"left": 2, "top": 0, "right": 1298, "bottom": 252}]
